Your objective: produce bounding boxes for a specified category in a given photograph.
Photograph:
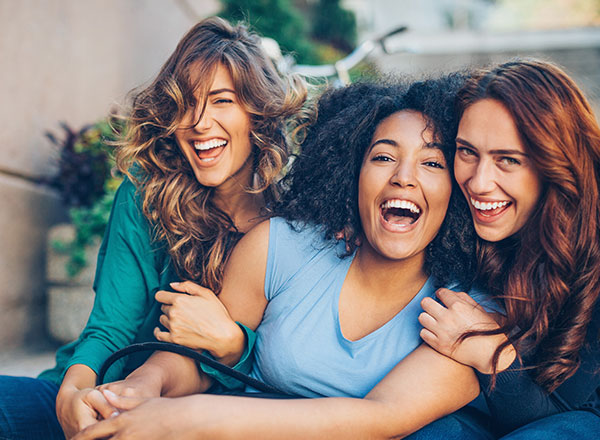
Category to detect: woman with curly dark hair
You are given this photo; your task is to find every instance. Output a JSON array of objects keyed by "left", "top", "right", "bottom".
[
  {"left": 417, "top": 60, "right": 600, "bottom": 439},
  {"left": 73, "top": 78, "right": 490, "bottom": 439},
  {"left": 0, "top": 17, "right": 306, "bottom": 439}
]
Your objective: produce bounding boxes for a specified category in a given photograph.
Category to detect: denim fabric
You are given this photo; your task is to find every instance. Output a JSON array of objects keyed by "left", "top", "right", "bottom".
[
  {"left": 0, "top": 376, "right": 64, "bottom": 440},
  {"left": 500, "top": 411, "right": 600, "bottom": 440},
  {"left": 407, "top": 407, "right": 600, "bottom": 440},
  {"left": 405, "top": 406, "right": 494, "bottom": 440}
]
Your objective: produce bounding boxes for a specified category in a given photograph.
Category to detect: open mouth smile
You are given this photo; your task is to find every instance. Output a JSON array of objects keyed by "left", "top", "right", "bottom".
[
  {"left": 193, "top": 139, "right": 227, "bottom": 163},
  {"left": 379, "top": 199, "right": 422, "bottom": 231},
  {"left": 470, "top": 197, "right": 512, "bottom": 220}
]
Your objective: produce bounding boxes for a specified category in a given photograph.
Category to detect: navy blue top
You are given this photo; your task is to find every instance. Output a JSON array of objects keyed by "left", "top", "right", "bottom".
[{"left": 477, "top": 310, "right": 600, "bottom": 434}]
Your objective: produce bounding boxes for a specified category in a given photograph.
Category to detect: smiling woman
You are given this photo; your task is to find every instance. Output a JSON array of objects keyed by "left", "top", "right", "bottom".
[
  {"left": 455, "top": 99, "right": 542, "bottom": 242},
  {"left": 415, "top": 60, "right": 600, "bottom": 440},
  {"left": 174, "top": 64, "right": 254, "bottom": 190},
  {"left": 0, "top": 16, "right": 307, "bottom": 440},
  {"left": 70, "top": 79, "right": 491, "bottom": 440}
]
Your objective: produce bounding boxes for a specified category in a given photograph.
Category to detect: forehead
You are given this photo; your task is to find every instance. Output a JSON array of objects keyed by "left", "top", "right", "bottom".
[
  {"left": 458, "top": 99, "right": 524, "bottom": 151},
  {"left": 187, "top": 62, "right": 236, "bottom": 94},
  {"left": 372, "top": 110, "right": 433, "bottom": 144}
]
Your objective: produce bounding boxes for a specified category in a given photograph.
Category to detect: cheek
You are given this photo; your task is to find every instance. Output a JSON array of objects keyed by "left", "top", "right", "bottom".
[
  {"left": 429, "top": 176, "right": 452, "bottom": 225},
  {"left": 453, "top": 159, "right": 471, "bottom": 187}
]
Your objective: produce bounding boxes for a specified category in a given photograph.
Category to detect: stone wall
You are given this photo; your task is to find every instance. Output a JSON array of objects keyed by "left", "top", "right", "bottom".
[{"left": 0, "top": 0, "right": 218, "bottom": 349}]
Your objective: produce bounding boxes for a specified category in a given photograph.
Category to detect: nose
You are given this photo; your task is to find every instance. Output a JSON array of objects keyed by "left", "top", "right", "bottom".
[
  {"left": 467, "top": 159, "right": 496, "bottom": 194},
  {"left": 193, "top": 106, "right": 213, "bottom": 132},
  {"left": 390, "top": 161, "right": 417, "bottom": 188}
]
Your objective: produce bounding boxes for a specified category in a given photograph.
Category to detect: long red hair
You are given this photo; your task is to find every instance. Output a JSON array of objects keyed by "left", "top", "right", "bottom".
[{"left": 457, "top": 59, "right": 600, "bottom": 391}]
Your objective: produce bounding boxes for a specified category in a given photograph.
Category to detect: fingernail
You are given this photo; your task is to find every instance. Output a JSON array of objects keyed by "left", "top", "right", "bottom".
[
  {"left": 170, "top": 282, "right": 180, "bottom": 287},
  {"left": 103, "top": 389, "right": 117, "bottom": 398},
  {"left": 110, "top": 411, "right": 120, "bottom": 418}
]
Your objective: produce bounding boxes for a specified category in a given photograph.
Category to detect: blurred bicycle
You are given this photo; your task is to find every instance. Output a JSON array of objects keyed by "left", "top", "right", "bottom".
[{"left": 262, "top": 26, "right": 408, "bottom": 87}]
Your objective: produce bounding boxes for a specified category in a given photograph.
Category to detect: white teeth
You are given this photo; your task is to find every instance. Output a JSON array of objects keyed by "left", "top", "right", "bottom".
[
  {"left": 470, "top": 198, "right": 509, "bottom": 211},
  {"left": 381, "top": 199, "right": 420, "bottom": 214},
  {"left": 193, "top": 139, "right": 227, "bottom": 150}
]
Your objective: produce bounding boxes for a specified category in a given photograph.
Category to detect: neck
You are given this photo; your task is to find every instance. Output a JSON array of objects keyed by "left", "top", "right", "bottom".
[
  {"left": 213, "top": 160, "right": 265, "bottom": 233},
  {"left": 352, "top": 241, "right": 428, "bottom": 301}
]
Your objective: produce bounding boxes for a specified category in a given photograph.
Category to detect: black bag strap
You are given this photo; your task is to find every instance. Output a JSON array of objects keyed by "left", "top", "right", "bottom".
[{"left": 96, "top": 341, "right": 289, "bottom": 396}]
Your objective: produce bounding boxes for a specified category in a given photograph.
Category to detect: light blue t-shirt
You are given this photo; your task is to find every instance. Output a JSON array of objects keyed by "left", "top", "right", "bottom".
[{"left": 250, "top": 217, "right": 440, "bottom": 398}]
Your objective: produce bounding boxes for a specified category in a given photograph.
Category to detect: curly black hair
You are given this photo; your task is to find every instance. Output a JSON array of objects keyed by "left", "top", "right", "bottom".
[{"left": 277, "top": 77, "right": 476, "bottom": 289}]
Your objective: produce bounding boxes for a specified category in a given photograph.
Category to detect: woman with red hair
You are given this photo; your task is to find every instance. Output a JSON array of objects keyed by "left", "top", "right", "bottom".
[{"left": 417, "top": 59, "right": 600, "bottom": 439}]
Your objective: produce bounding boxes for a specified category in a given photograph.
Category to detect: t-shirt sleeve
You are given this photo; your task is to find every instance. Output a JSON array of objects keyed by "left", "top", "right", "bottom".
[{"left": 64, "top": 179, "right": 164, "bottom": 378}]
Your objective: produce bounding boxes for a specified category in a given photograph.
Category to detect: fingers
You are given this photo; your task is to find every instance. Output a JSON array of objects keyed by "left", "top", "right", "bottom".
[
  {"left": 170, "top": 281, "right": 215, "bottom": 297},
  {"left": 84, "top": 389, "right": 119, "bottom": 421},
  {"left": 436, "top": 288, "right": 479, "bottom": 308},
  {"left": 155, "top": 290, "right": 177, "bottom": 305},
  {"left": 420, "top": 296, "right": 447, "bottom": 320},
  {"left": 102, "top": 390, "right": 146, "bottom": 412},
  {"left": 73, "top": 418, "right": 118, "bottom": 440},
  {"left": 154, "top": 326, "right": 173, "bottom": 343},
  {"left": 418, "top": 311, "right": 437, "bottom": 332},
  {"left": 99, "top": 381, "right": 141, "bottom": 399},
  {"left": 419, "top": 328, "right": 439, "bottom": 349},
  {"left": 158, "top": 314, "right": 172, "bottom": 331},
  {"left": 160, "top": 304, "right": 171, "bottom": 316}
]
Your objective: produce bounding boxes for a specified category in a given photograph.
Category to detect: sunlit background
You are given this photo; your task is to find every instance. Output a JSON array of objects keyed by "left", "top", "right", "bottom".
[{"left": 1, "top": 0, "right": 599, "bottom": 374}]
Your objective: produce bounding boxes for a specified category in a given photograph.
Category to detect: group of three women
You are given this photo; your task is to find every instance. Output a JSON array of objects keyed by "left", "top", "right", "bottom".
[{"left": 1, "top": 16, "right": 599, "bottom": 439}]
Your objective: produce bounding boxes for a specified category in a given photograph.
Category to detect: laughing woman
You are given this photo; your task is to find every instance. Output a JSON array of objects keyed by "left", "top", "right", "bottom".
[
  {"left": 417, "top": 60, "right": 600, "bottom": 439},
  {"left": 74, "top": 79, "right": 486, "bottom": 440},
  {"left": 0, "top": 17, "right": 305, "bottom": 439}
]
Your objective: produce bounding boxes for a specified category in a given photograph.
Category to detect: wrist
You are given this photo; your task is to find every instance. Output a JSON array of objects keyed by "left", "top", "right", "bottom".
[
  {"left": 209, "top": 322, "right": 245, "bottom": 366},
  {"left": 473, "top": 334, "right": 516, "bottom": 374}
]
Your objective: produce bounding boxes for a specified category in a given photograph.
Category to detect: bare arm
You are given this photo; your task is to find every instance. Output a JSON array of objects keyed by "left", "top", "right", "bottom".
[
  {"left": 75, "top": 343, "right": 478, "bottom": 439},
  {"left": 98, "top": 220, "right": 271, "bottom": 400}
]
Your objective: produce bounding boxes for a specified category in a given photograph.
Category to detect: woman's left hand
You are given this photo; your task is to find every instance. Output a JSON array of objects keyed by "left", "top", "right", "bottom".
[
  {"left": 72, "top": 391, "right": 196, "bottom": 440},
  {"left": 418, "top": 288, "right": 516, "bottom": 374},
  {"left": 154, "top": 281, "right": 245, "bottom": 365}
]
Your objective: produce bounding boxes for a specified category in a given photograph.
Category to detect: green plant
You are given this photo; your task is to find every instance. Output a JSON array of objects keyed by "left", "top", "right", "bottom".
[
  {"left": 46, "top": 117, "right": 124, "bottom": 277},
  {"left": 219, "top": 0, "right": 319, "bottom": 64}
]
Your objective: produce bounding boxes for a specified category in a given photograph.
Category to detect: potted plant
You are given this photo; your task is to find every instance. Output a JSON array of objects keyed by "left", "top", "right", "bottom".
[{"left": 45, "top": 117, "right": 124, "bottom": 343}]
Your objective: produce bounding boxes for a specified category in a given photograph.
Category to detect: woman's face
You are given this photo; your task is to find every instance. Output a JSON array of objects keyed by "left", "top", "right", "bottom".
[
  {"left": 454, "top": 99, "right": 543, "bottom": 242},
  {"left": 358, "top": 110, "right": 452, "bottom": 262},
  {"left": 175, "top": 63, "right": 253, "bottom": 190}
]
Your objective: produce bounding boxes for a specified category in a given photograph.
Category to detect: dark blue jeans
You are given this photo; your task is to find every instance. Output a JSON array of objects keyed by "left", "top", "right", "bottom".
[
  {"left": 500, "top": 411, "right": 600, "bottom": 439},
  {"left": 0, "top": 375, "right": 64, "bottom": 440},
  {"left": 407, "top": 407, "right": 600, "bottom": 440}
]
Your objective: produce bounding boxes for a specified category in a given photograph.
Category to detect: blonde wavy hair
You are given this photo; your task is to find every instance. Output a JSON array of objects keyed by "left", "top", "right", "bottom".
[{"left": 116, "top": 17, "right": 306, "bottom": 292}]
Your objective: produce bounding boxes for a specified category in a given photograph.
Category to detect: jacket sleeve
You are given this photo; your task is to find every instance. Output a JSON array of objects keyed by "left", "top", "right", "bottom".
[{"left": 63, "top": 179, "right": 166, "bottom": 379}]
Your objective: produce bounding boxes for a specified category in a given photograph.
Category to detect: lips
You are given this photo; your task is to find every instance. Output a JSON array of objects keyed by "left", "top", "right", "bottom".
[
  {"left": 192, "top": 139, "right": 227, "bottom": 163},
  {"left": 469, "top": 197, "right": 512, "bottom": 221},
  {"left": 380, "top": 198, "right": 422, "bottom": 228}
]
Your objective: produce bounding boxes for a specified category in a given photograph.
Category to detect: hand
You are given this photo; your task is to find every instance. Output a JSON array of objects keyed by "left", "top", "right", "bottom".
[
  {"left": 155, "top": 281, "right": 245, "bottom": 365},
  {"left": 56, "top": 385, "right": 118, "bottom": 439},
  {"left": 419, "top": 288, "right": 516, "bottom": 374},
  {"left": 97, "top": 372, "right": 162, "bottom": 400},
  {"left": 73, "top": 391, "right": 197, "bottom": 440}
]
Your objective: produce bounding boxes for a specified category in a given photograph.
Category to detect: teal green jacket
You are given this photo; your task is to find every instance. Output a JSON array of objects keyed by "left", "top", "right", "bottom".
[{"left": 39, "top": 179, "right": 254, "bottom": 388}]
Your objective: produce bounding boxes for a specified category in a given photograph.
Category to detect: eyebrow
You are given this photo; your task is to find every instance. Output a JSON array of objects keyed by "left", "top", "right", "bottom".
[
  {"left": 369, "top": 139, "right": 442, "bottom": 152},
  {"left": 456, "top": 137, "right": 529, "bottom": 156},
  {"left": 208, "top": 88, "right": 236, "bottom": 96}
]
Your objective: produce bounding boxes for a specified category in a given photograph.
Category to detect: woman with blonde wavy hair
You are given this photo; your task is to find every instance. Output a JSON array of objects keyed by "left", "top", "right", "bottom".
[{"left": 0, "top": 16, "right": 305, "bottom": 440}]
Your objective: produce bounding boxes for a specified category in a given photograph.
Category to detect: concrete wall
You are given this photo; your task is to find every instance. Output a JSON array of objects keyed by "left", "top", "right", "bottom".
[
  {"left": 0, "top": 0, "right": 218, "bottom": 349},
  {"left": 374, "top": 29, "right": 600, "bottom": 112}
]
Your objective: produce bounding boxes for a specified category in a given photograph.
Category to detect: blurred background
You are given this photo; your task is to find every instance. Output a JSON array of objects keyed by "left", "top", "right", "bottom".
[{"left": 1, "top": 0, "right": 599, "bottom": 375}]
